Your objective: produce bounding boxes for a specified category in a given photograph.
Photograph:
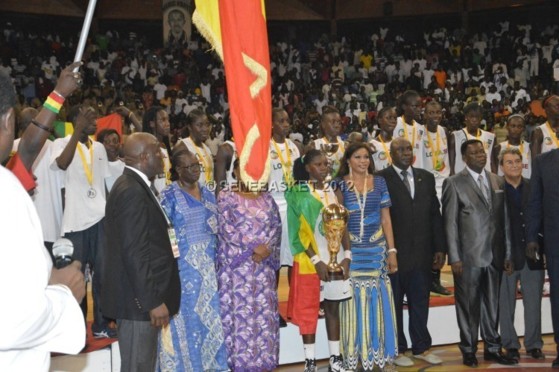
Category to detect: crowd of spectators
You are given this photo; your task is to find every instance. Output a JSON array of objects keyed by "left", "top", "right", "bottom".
[{"left": 2, "top": 14, "right": 559, "bottom": 149}]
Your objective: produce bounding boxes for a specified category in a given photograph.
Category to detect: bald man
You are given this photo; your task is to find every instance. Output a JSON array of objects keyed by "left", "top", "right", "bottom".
[
  {"left": 531, "top": 95, "right": 559, "bottom": 157},
  {"left": 102, "top": 133, "right": 181, "bottom": 372},
  {"left": 378, "top": 138, "right": 445, "bottom": 367}
]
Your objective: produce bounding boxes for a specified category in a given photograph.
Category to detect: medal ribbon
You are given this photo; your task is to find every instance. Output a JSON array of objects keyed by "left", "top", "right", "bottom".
[
  {"left": 378, "top": 134, "right": 392, "bottom": 165},
  {"left": 426, "top": 127, "right": 442, "bottom": 170},
  {"left": 506, "top": 140, "right": 524, "bottom": 154},
  {"left": 322, "top": 136, "right": 345, "bottom": 155},
  {"left": 76, "top": 140, "right": 94, "bottom": 186},
  {"left": 189, "top": 137, "right": 213, "bottom": 184},
  {"left": 400, "top": 116, "right": 417, "bottom": 148},
  {"left": 463, "top": 128, "right": 481, "bottom": 140},
  {"left": 272, "top": 139, "right": 294, "bottom": 186}
]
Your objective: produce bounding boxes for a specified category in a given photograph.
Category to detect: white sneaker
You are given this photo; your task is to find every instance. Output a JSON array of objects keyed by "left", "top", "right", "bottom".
[
  {"left": 414, "top": 352, "right": 442, "bottom": 365},
  {"left": 394, "top": 355, "right": 414, "bottom": 367}
]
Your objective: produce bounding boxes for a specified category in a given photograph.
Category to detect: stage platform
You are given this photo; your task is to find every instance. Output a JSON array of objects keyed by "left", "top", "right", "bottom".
[{"left": 51, "top": 296, "right": 553, "bottom": 371}]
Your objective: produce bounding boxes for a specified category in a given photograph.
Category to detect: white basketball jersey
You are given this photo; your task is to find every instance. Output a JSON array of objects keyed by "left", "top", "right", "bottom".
[
  {"left": 452, "top": 129, "right": 495, "bottom": 173},
  {"left": 539, "top": 122, "right": 559, "bottom": 154},
  {"left": 422, "top": 126, "right": 450, "bottom": 178},
  {"left": 369, "top": 138, "right": 392, "bottom": 171},
  {"left": 269, "top": 139, "right": 300, "bottom": 201},
  {"left": 395, "top": 116, "right": 425, "bottom": 168}
]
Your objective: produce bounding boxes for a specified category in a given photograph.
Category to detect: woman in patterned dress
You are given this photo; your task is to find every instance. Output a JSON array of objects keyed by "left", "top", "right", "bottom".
[
  {"left": 335, "top": 142, "right": 399, "bottom": 371},
  {"left": 216, "top": 159, "right": 282, "bottom": 371},
  {"left": 157, "top": 149, "right": 228, "bottom": 372}
]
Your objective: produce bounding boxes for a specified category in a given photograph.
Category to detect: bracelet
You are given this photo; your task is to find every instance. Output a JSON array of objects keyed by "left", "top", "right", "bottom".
[
  {"left": 43, "top": 91, "right": 65, "bottom": 114},
  {"left": 52, "top": 90, "right": 66, "bottom": 100},
  {"left": 387, "top": 248, "right": 397, "bottom": 254},
  {"left": 344, "top": 250, "right": 352, "bottom": 260},
  {"left": 310, "top": 255, "right": 321, "bottom": 265},
  {"left": 31, "top": 119, "right": 53, "bottom": 133}
]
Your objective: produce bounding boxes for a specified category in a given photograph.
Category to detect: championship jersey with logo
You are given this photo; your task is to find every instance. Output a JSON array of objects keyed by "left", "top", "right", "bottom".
[
  {"left": 181, "top": 137, "right": 214, "bottom": 186},
  {"left": 313, "top": 137, "right": 345, "bottom": 177},
  {"left": 395, "top": 117, "right": 425, "bottom": 168},
  {"left": 452, "top": 129, "right": 495, "bottom": 173},
  {"left": 497, "top": 140, "right": 531, "bottom": 179},
  {"left": 369, "top": 138, "right": 392, "bottom": 171},
  {"left": 539, "top": 122, "right": 559, "bottom": 154},
  {"left": 269, "top": 139, "right": 300, "bottom": 201},
  {"left": 422, "top": 126, "right": 450, "bottom": 178}
]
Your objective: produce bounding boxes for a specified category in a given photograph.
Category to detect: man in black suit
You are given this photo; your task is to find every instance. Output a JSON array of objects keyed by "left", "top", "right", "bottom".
[
  {"left": 526, "top": 148, "right": 559, "bottom": 368},
  {"left": 442, "top": 139, "right": 515, "bottom": 367},
  {"left": 498, "top": 148, "right": 545, "bottom": 362},
  {"left": 378, "top": 138, "right": 445, "bottom": 367},
  {"left": 102, "top": 132, "right": 180, "bottom": 372}
]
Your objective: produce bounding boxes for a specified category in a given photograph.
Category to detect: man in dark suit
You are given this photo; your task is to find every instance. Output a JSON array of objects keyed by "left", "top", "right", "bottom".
[
  {"left": 378, "top": 138, "right": 445, "bottom": 367},
  {"left": 498, "top": 148, "right": 545, "bottom": 362},
  {"left": 102, "top": 133, "right": 180, "bottom": 372},
  {"left": 526, "top": 148, "right": 559, "bottom": 368},
  {"left": 442, "top": 139, "right": 515, "bottom": 367}
]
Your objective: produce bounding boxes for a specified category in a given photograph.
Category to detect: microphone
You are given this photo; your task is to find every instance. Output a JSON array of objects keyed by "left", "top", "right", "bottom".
[{"left": 52, "top": 238, "right": 74, "bottom": 269}]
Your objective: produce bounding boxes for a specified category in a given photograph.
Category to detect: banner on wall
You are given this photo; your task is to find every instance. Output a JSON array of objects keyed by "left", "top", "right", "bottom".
[{"left": 162, "top": 0, "right": 192, "bottom": 48}]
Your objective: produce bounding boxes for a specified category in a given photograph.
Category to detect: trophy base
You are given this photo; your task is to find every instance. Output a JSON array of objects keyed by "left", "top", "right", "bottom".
[{"left": 328, "top": 271, "right": 345, "bottom": 281}]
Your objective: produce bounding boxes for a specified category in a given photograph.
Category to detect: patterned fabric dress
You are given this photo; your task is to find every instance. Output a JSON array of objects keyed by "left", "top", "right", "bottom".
[
  {"left": 216, "top": 189, "right": 282, "bottom": 372},
  {"left": 158, "top": 183, "right": 228, "bottom": 372},
  {"left": 338, "top": 176, "right": 398, "bottom": 370}
]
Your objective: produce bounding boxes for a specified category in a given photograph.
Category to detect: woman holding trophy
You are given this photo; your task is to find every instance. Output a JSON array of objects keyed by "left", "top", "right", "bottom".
[
  {"left": 286, "top": 149, "right": 352, "bottom": 372},
  {"left": 335, "top": 142, "right": 399, "bottom": 371}
]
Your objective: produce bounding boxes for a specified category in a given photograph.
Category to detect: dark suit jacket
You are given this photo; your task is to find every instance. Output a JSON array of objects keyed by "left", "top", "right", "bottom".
[
  {"left": 526, "top": 149, "right": 559, "bottom": 258},
  {"left": 505, "top": 178, "right": 530, "bottom": 269},
  {"left": 377, "top": 166, "right": 445, "bottom": 273},
  {"left": 102, "top": 167, "right": 180, "bottom": 321},
  {"left": 442, "top": 168, "right": 511, "bottom": 270}
]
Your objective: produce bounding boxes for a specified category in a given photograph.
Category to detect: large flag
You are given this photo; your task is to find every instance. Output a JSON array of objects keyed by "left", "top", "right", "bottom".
[{"left": 193, "top": 0, "right": 271, "bottom": 188}]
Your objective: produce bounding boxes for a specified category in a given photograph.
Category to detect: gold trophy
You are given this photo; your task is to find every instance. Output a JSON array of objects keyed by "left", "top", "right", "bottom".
[{"left": 322, "top": 203, "right": 349, "bottom": 281}]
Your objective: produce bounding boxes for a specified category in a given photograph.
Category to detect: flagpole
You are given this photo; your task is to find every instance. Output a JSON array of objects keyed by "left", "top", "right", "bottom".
[{"left": 73, "top": 0, "right": 98, "bottom": 72}]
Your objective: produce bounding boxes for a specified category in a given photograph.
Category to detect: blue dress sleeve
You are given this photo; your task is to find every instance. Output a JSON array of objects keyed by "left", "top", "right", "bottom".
[{"left": 377, "top": 176, "right": 392, "bottom": 209}]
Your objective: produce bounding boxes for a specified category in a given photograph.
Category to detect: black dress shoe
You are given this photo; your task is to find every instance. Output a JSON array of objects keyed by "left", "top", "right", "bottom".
[
  {"left": 527, "top": 348, "right": 545, "bottom": 360},
  {"left": 552, "top": 356, "right": 559, "bottom": 368},
  {"left": 506, "top": 348, "right": 520, "bottom": 361},
  {"left": 463, "top": 353, "right": 478, "bottom": 367},
  {"left": 483, "top": 351, "right": 518, "bottom": 365}
]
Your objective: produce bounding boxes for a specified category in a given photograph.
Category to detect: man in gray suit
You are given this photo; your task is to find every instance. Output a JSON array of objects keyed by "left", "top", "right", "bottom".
[{"left": 442, "top": 139, "right": 516, "bottom": 367}]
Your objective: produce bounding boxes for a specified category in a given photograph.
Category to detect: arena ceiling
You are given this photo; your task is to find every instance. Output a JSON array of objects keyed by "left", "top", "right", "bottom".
[{"left": 0, "top": 0, "right": 548, "bottom": 21}]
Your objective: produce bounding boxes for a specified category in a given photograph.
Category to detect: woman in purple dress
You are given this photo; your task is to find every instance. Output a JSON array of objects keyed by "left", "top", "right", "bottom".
[{"left": 217, "top": 159, "right": 282, "bottom": 372}]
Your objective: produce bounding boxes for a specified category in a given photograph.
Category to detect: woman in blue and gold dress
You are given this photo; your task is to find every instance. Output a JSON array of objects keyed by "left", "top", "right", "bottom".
[
  {"left": 157, "top": 149, "right": 228, "bottom": 372},
  {"left": 335, "top": 142, "right": 398, "bottom": 371}
]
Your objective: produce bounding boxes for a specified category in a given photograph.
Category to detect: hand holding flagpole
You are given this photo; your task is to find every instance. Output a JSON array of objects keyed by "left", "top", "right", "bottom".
[{"left": 73, "top": 0, "right": 98, "bottom": 72}]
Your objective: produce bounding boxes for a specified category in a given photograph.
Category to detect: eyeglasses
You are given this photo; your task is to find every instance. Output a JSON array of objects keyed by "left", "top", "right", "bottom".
[{"left": 176, "top": 163, "right": 202, "bottom": 172}]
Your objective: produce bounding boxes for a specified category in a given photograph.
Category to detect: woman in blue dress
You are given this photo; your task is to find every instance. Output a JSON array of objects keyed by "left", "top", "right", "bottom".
[
  {"left": 335, "top": 142, "right": 399, "bottom": 371},
  {"left": 158, "top": 148, "right": 228, "bottom": 372}
]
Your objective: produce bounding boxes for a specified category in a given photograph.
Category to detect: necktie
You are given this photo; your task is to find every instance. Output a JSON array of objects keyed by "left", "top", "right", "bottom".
[
  {"left": 401, "top": 170, "right": 411, "bottom": 195},
  {"left": 478, "top": 174, "right": 489, "bottom": 203}
]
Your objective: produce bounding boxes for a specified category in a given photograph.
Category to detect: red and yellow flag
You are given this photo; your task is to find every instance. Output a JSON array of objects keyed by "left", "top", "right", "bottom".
[{"left": 193, "top": 0, "right": 271, "bottom": 188}]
